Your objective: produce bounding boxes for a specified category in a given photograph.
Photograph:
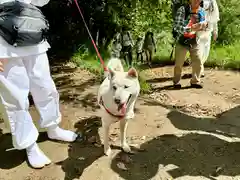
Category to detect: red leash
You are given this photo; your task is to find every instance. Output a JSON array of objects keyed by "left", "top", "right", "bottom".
[{"left": 72, "top": 0, "right": 108, "bottom": 72}]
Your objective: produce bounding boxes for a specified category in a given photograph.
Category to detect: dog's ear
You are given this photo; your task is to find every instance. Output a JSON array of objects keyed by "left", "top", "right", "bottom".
[
  {"left": 127, "top": 67, "right": 138, "bottom": 78},
  {"left": 108, "top": 68, "right": 115, "bottom": 80}
]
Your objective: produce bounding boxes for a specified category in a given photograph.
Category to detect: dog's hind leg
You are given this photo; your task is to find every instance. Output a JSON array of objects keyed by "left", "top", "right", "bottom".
[
  {"left": 102, "top": 118, "right": 112, "bottom": 156},
  {"left": 120, "top": 120, "right": 131, "bottom": 153}
]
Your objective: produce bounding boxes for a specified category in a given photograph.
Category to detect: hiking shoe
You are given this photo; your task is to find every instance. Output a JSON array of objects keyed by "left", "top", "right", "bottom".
[
  {"left": 190, "top": 83, "right": 203, "bottom": 89},
  {"left": 173, "top": 83, "right": 182, "bottom": 89}
]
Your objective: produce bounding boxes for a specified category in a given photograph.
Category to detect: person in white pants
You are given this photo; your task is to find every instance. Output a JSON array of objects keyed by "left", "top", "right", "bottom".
[
  {"left": 198, "top": 0, "right": 220, "bottom": 77},
  {"left": 0, "top": 0, "right": 78, "bottom": 169}
]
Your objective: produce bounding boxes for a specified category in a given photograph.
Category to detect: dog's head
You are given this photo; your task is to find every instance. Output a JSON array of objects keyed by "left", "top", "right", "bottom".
[{"left": 107, "top": 67, "right": 139, "bottom": 115}]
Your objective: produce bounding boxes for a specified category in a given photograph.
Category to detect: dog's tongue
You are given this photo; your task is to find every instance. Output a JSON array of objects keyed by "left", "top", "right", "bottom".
[{"left": 120, "top": 103, "right": 127, "bottom": 115}]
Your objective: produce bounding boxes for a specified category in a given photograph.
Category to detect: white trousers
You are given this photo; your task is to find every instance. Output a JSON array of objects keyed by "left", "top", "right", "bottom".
[
  {"left": 0, "top": 53, "right": 61, "bottom": 150},
  {"left": 199, "top": 31, "right": 212, "bottom": 75}
]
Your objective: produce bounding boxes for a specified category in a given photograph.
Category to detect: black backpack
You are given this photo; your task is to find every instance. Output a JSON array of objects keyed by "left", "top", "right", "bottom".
[{"left": 0, "top": 1, "right": 49, "bottom": 47}]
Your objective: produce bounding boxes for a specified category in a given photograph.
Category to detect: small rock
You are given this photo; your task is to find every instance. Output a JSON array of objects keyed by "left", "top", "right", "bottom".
[
  {"left": 88, "top": 136, "right": 96, "bottom": 143},
  {"left": 211, "top": 166, "right": 223, "bottom": 177},
  {"left": 78, "top": 157, "right": 85, "bottom": 160},
  {"left": 141, "top": 136, "right": 146, "bottom": 140},
  {"left": 117, "top": 162, "right": 128, "bottom": 171},
  {"left": 176, "top": 148, "right": 184, "bottom": 152},
  {"left": 137, "top": 148, "right": 147, "bottom": 152},
  {"left": 93, "top": 143, "right": 102, "bottom": 148}
]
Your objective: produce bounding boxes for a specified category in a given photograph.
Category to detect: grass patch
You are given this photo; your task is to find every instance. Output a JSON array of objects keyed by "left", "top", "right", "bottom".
[
  {"left": 71, "top": 49, "right": 152, "bottom": 94},
  {"left": 152, "top": 41, "right": 240, "bottom": 71},
  {"left": 72, "top": 53, "right": 103, "bottom": 75},
  {"left": 71, "top": 41, "right": 240, "bottom": 94},
  {"left": 207, "top": 42, "right": 240, "bottom": 70}
]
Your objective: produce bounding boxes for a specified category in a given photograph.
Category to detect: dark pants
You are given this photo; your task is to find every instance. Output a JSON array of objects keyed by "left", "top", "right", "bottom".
[
  {"left": 122, "top": 45, "right": 133, "bottom": 67},
  {"left": 136, "top": 52, "right": 143, "bottom": 63}
]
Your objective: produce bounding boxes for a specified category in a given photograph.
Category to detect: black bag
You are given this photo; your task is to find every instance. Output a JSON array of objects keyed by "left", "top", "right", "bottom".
[
  {"left": 0, "top": 1, "right": 49, "bottom": 47},
  {"left": 178, "top": 35, "right": 197, "bottom": 47}
]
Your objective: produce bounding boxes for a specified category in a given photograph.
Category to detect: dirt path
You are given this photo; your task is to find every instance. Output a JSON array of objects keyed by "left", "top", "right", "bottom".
[{"left": 1, "top": 63, "right": 240, "bottom": 180}]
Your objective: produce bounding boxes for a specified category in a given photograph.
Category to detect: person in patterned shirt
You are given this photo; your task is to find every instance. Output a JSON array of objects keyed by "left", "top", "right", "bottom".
[{"left": 173, "top": 0, "right": 207, "bottom": 89}]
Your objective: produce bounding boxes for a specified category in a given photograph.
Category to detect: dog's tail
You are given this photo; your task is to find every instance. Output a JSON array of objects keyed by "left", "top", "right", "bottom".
[{"left": 104, "top": 57, "right": 124, "bottom": 78}]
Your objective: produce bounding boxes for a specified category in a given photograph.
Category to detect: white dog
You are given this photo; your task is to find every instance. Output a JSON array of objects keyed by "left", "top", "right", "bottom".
[{"left": 98, "top": 57, "right": 140, "bottom": 156}]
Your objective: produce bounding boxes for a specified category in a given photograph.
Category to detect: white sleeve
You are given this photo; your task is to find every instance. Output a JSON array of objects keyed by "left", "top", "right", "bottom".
[
  {"left": 30, "top": 0, "right": 50, "bottom": 7},
  {"left": 212, "top": 22, "right": 218, "bottom": 33},
  {"left": 16, "top": 0, "right": 32, "bottom": 4},
  {"left": 209, "top": 0, "right": 220, "bottom": 22}
]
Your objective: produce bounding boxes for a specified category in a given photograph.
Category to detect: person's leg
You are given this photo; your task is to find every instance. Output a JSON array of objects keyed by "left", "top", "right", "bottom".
[
  {"left": 122, "top": 46, "right": 129, "bottom": 67},
  {"left": 140, "top": 52, "right": 144, "bottom": 63},
  {"left": 190, "top": 43, "right": 203, "bottom": 88},
  {"left": 198, "top": 31, "right": 211, "bottom": 76},
  {"left": 149, "top": 48, "right": 153, "bottom": 65},
  {"left": 145, "top": 50, "right": 151, "bottom": 67},
  {"left": 173, "top": 43, "right": 188, "bottom": 88},
  {"left": 201, "top": 34, "right": 212, "bottom": 77},
  {"left": 0, "top": 57, "right": 51, "bottom": 168},
  {"left": 137, "top": 52, "right": 140, "bottom": 62},
  {"left": 144, "top": 49, "right": 149, "bottom": 64},
  {"left": 197, "top": 38, "right": 205, "bottom": 77},
  {"left": 128, "top": 46, "right": 133, "bottom": 66},
  {"left": 22, "top": 53, "right": 78, "bottom": 142}
]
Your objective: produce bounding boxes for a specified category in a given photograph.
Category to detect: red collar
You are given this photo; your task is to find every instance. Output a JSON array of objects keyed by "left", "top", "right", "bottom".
[{"left": 99, "top": 97, "right": 125, "bottom": 119}]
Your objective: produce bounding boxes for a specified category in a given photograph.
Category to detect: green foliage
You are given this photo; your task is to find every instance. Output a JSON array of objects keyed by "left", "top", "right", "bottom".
[
  {"left": 207, "top": 41, "right": 240, "bottom": 69},
  {"left": 44, "top": 0, "right": 240, "bottom": 58},
  {"left": 44, "top": 0, "right": 240, "bottom": 93},
  {"left": 72, "top": 47, "right": 152, "bottom": 93},
  {"left": 217, "top": 0, "right": 240, "bottom": 45}
]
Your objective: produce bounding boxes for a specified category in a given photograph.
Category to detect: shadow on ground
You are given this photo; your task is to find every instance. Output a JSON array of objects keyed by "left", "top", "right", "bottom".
[
  {"left": 143, "top": 97, "right": 240, "bottom": 138},
  {"left": 146, "top": 72, "right": 192, "bottom": 84},
  {"left": 111, "top": 133, "right": 240, "bottom": 180},
  {"left": 109, "top": 99, "right": 240, "bottom": 179},
  {"left": 0, "top": 132, "right": 49, "bottom": 170},
  {"left": 56, "top": 116, "right": 104, "bottom": 180},
  {"left": 167, "top": 105, "right": 240, "bottom": 138},
  {"left": 29, "top": 65, "right": 100, "bottom": 110}
]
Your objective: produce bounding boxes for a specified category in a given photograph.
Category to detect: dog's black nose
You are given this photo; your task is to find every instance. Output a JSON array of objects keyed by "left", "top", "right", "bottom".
[{"left": 114, "top": 98, "right": 121, "bottom": 104}]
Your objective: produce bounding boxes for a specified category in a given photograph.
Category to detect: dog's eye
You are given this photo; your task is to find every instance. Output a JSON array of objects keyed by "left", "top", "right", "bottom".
[
  {"left": 113, "top": 86, "right": 117, "bottom": 90},
  {"left": 124, "top": 85, "right": 129, "bottom": 89}
]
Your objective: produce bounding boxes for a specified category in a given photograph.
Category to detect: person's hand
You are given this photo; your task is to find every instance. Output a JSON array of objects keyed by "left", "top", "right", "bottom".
[
  {"left": 213, "top": 31, "right": 218, "bottom": 41},
  {"left": 191, "top": 23, "right": 201, "bottom": 31},
  {"left": 0, "top": 59, "right": 6, "bottom": 72},
  {"left": 0, "top": 61, "right": 4, "bottom": 72},
  {"left": 192, "top": 22, "right": 208, "bottom": 31}
]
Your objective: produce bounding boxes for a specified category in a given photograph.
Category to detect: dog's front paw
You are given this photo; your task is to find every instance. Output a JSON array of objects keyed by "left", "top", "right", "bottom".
[
  {"left": 104, "top": 147, "right": 112, "bottom": 156},
  {"left": 122, "top": 144, "right": 131, "bottom": 153}
]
